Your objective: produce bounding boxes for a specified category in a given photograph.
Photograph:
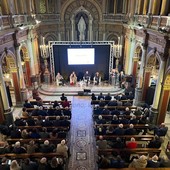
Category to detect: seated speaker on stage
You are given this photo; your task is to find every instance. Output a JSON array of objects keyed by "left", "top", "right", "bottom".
[
  {"left": 93, "top": 72, "right": 101, "bottom": 85},
  {"left": 83, "top": 71, "right": 90, "bottom": 86},
  {"left": 56, "top": 72, "right": 64, "bottom": 86},
  {"left": 70, "top": 71, "right": 77, "bottom": 85}
]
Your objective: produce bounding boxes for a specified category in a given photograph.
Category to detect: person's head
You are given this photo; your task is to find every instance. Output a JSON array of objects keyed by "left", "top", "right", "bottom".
[
  {"left": 51, "top": 157, "right": 58, "bottom": 168},
  {"left": 22, "top": 107, "right": 27, "bottom": 112},
  {"left": 118, "top": 124, "right": 123, "bottom": 128},
  {"left": 152, "top": 155, "right": 158, "bottom": 161},
  {"left": 44, "top": 140, "right": 49, "bottom": 146},
  {"left": 40, "top": 157, "right": 47, "bottom": 164},
  {"left": 98, "top": 115, "right": 102, "bottom": 120},
  {"left": 129, "top": 124, "right": 134, "bottom": 128},
  {"left": 24, "top": 158, "right": 30, "bottom": 165},
  {"left": 1, "top": 157, "right": 7, "bottom": 164},
  {"left": 125, "top": 107, "right": 129, "bottom": 111},
  {"left": 61, "top": 139, "right": 66, "bottom": 145},
  {"left": 10, "top": 160, "right": 19, "bottom": 169},
  {"left": 86, "top": 71, "right": 88, "bottom": 74},
  {"left": 99, "top": 135, "right": 103, "bottom": 140},
  {"left": 62, "top": 93, "right": 65, "bottom": 97},
  {"left": 131, "top": 137, "right": 135, "bottom": 142},
  {"left": 15, "top": 141, "right": 21, "bottom": 148}
]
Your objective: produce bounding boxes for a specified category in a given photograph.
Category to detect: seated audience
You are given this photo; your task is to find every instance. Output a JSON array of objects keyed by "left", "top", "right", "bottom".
[
  {"left": 37, "top": 106, "right": 48, "bottom": 116},
  {"left": 22, "top": 158, "right": 38, "bottom": 170},
  {"left": 122, "top": 107, "right": 131, "bottom": 115},
  {"left": 10, "top": 160, "right": 21, "bottom": 170},
  {"left": 105, "top": 93, "right": 112, "bottom": 102},
  {"left": 25, "top": 140, "right": 38, "bottom": 154},
  {"left": 111, "top": 115, "right": 119, "bottom": 124},
  {"left": 98, "top": 155, "right": 110, "bottom": 169},
  {"left": 154, "top": 123, "right": 168, "bottom": 136},
  {"left": 53, "top": 100, "right": 60, "bottom": 108},
  {"left": 95, "top": 125, "right": 106, "bottom": 135},
  {"left": 0, "top": 157, "right": 10, "bottom": 170},
  {"left": 56, "top": 139, "right": 68, "bottom": 158},
  {"left": 40, "top": 140, "right": 55, "bottom": 153},
  {"left": 49, "top": 156, "right": 64, "bottom": 170},
  {"left": 95, "top": 115, "right": 106, "bottom": 125},
  {"left": 110, "top": 155, "right": 126, "bottom": 168},
  {"left": 26, "top": 116, "right": 35, "bottom": 126},
  {"left": 126, "top": 137, "right": 137, "bottom": 149},
  {"left": 14, "top": 117, "right": 26, "bottom": 126},
  {"left": 147, "top": 155, "right": 161, "bottom": 168},
  {"left": 12, "top": 141, "right": 26, "bottom": 154},
  {"left": 30, "top": 128, "right": 40, "bottom": 139},
  {"left": 124, "top": 124, "right": 137, "bottom": 135},
  {"left": 128, "top": 155, "right": 147, "bottom": 168},
  {"left": 148, "top": 135, "right": 163, "bottom": 148},
  {"left": 129, "top": 115, "right": 138, "bottom": 124},
  {"left": 39, "top": 127, "right": 49, "bottom": 138},
  {"left": 96, "top": 135, "right": 108, "bottom": 149},
  {"left": 41, "top": 116, "right": 53, "bottom": 127},
  {"left": 101, "top": 106, "right": 110, "bottom": 115},
  {"left": 98, "top": 92, "right": 104, "bottom": 100},
  {"left": 114, "top": 124, "right": 125, "bottom": 135},
  {"left": 38, "top": 157, "right": 49, "bottom": 170},
  {"left": 21, "top": 129, "right": 30, "bottom": 139},
  {"left": 23, "top": 100, "right": 34, "bottom": 108},
  {"left": 22, "top": 107, "right": 29, "bottom": 117},
  {"left": 112, "top": 137, "right": 125, "bottom": 149},
  {"left": 61, "top": 98, "right": 70, "bottom": 108}
]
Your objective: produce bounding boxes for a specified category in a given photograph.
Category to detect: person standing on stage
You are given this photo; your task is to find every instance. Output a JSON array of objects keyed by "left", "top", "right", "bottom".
[
  {"left": 119, "top": 71, "right": 125, "bottom": 88},
  {"left": 94, "top": 72, "right": 100, "bottom": 85},
  {"left": 110, "top": 69, "right": 117, "bottom": 86},
  {"left": 70, "top": 71, "right": 77, "bottom": 85},
  {"left": 83, "top": 71, "right": 90, "bottom": 86}
]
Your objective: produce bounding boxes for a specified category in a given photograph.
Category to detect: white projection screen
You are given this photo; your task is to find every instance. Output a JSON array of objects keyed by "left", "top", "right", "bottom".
[{"left": 67, "top": 48, "right": 95, "bottom": 65}]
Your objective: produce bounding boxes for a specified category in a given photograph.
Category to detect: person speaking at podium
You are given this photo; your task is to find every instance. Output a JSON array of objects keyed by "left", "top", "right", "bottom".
[{"left": 110, "top": 69, "right": 118, "bottom": 86}]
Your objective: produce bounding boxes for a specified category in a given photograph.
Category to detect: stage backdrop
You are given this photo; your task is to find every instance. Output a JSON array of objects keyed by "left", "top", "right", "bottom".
[{"left": 53, "top": 44, "right": 110, "bottom": 81}]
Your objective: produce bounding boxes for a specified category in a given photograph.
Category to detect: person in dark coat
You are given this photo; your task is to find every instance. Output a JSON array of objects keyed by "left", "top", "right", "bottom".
[
  {"left": 154, "top": 123, "right": 168, "bottom": 136},
  {"left": 14, "top": 117, "right": 26, "bottom": 126},
  {"left": 98, "top": 92, "right": 104, "bottom": 100},
  {"left": 112, "top": 137, "right": 125, "bottom": 149},
  {"left": 147, "top": 155, "right": 161, "bottom": 168},
  {"left": 37, "top": 106, "right": 48, "bottom": 116},
  {"left": 23, "top": 100, "right": 34, "bottom": 108},
  {"left": 105, "top": 93, "right": 112, "bottom": 103},
  {"left": 53, "top": 101, "right": 60, "bottom": 108},
  {"left": 12, "top": 141, "right": 26, "bottom": 154},
  {"left": 110, "top": 155, "right": 126, "bottom": 168},
  {"left": 60, "top": 93, "right": 67, "bottom": 101},
  {"left": 22, "top": 158, "right": 38, "bottom": 170},
  {"left": 124, "top": 124, "right": 137, "bottom": 135},
  {"left": 38, "top": 157, "right": 49, "bottom": 170},
  {"left": 148, "top": 135, "right": 163, "bottom": 148},
  {"left": 26, "top": 116, "right": 35, "bottom": 126},
  {"left": 113, "top": 124, "right": 125, "bottom": 135},
  {"left": 40, "top": 140, "right": 55, "bottom": 153},
  {"left": 0, "top": 157, "right": 10, "bottom": 170}
]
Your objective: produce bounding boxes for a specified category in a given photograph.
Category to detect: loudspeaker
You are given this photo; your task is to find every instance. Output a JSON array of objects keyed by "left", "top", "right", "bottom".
[
  {"left": 78, "top": 91, "right": 84, "bottom": 96},
  {"left": 84, "top": 89, "right": 91, "bottom": 93}
]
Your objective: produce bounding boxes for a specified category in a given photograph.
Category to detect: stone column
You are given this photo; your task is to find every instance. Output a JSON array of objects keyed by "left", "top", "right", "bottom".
[
  {"left": 134, "top": 44, "right": 147, "bottom": 106},
  {"left": 71, "top": 17, "right": 75, "bottom": 41},
  {"left": 24, "top": 56, "right": 32, "bottom": 87},
  {"left": 128, "top": 36, "right": 136, "bottom": 74},
  {"left": 142, "top": 67, "right": 152, "bottom": 100},
  {"left": 137, "top": 0, "right": 143, "bottom": 14},
  {"left": 0, "top": 65, "right": 13, "bottom": 124},
  {"left": 148, "top": 0, "right": 153, "bottom": 14},
  {"left": 152, "top": 0, "right": 162, "bottom": 15},
  {"left": 143, "top": 0, "right": 149, "bottom": 14},
  {"left": 27, "top": 37, "right": 36, "bottom": 76},
  {"left": 132, "top": 56, "right": 139, "bottom": 79},
  {"left": 160, "top": 0, "right": 169, "bottom": 15},
  {"left": 150, "top": 60, "right": 165, "bottom": 124},
  {"left": 15, "top": 45, "right": 28, "bottom": 101}
]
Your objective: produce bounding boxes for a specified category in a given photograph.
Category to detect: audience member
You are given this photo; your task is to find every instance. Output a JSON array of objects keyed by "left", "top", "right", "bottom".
[
  {"left": 0, "top": 157, "right": 10, "bottom": 170},
  {"left": 147, "top": 155, "right": 161, "bottom": 168},
  {"left": 154, "top": 123, "right": 168, "bottom": 136},
  {"left": 126, "top": 137, "right": 137, "bottom": 149},
  {"left": 22, "top": 158, "right": 38, "bottom": 170},
  {"left": 12, "top": 141, "right": 26, "bottom": 154},
  {"left": 114, "top": 124, "right": 125, "bottom": 135},
  {"left": 98, "top": 155, "right": 110, "bottom": 169},
  {"left": 40, "top": 140, "right": 55, "bottom": 153},
  {"left": 10, "top": 160, "right": 21, "bottom": 170},
  {"left": 56, "top": 140, "right": 68, "bottom": 158},
  {"left": 53, "top": 101, "right": 60, "bottom": 108},
  {"left": 21, "top": 107, "right": 29, "bottom": 117},
  {"left": 96, "top": 135, "right": 108, "bottom": 149},
  {"left": 105, "top": 93, "right": 112, "bottom": 103},
  {"left": 14, "top": 117, "right": 26, "bottom": 126},
  {"left": 25, "top": 140, "right": 38, "bottom": 154},
  {"left": 148, "top": 135, "right": 163, "bottom": 148},
  {"left": 39, "top": 127, "right": 49, "bottom": 138},
  {"left": 129, "top": 115, "right": 138, "bottom": 124},
  {"left": 128, "top": 155, "right": 147, "bottom": 168},
  {"left": 94, "top": 125, "right": 106, "bottom": 135},
  {"left": 110, "top": 155, "right": 126, "bottom": 168},
  {"left": 37, "top": 106, "right": 48, "bottom": 116},
  {"left": 21, "top": 129, "right": 30, "bottom": 139},
  {"left": 38, "top": 157, "right": 49, "bottom": 170},
  {"left": 112, "top": 137, "right": 125, "bottom": 149},
  {"left": 61, "top": 98, "right": 70, "bottom": 108},
  {"left": 26, "top": 116, "right": 35, "bottom": 126},
  {"left": 49, "top": 157, "right": 64, "bottom": 170},
  {"left": 30, "top": 128, "right": 40, "bottom": 139},
  {"left": 124, "top": 124, "right": 137, "bottom": 135},
  {"left": 98, "top": 92, "right": 104, "bottom": 100},
  {"left": 23, "top": 100, "right": 33, "bottom": 109},
  {"left": 111, "top": 115, "right": 119, "bottom": 124},
  {"left": 95, "top": 115, "right": 106, "bottom": 125}
]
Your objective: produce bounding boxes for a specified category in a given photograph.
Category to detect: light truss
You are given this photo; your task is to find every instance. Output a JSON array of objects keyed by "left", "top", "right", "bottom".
[{"left": 48, "top": 41, "right": 115, "bottom": 82}]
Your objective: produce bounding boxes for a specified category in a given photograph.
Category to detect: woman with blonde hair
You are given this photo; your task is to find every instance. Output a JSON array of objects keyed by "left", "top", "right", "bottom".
[{"left": 10, "top": 160, "right": 21, "bottom": 170}]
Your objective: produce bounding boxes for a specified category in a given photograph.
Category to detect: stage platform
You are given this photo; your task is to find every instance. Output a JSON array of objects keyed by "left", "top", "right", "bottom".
[{"left": 38, "top": 82, "right": 124, "bottom": 96}]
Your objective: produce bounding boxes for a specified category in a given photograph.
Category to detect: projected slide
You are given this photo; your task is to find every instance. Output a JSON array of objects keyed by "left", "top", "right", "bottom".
[{"left": 67, "top": 48, "right": 95, "bottom": 65}]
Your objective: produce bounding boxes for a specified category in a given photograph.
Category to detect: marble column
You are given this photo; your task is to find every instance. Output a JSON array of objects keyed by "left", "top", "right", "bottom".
[
  {"left": 148, "top": 0, "right": 153, "bottom": 14},
  {"left": 143, "top": 0, "right": 149, "bottom": 14},
  {"left": 15, "top": 46, "right": 28, "bottom": 101},
  {"left": 27, "top": 37, "right": 36, "bottom": 76},
  {"left": 0, "top": 65, "right": 13, "bottom": 124},
  {"left": 128, "top": 36, "right": 136, "bottom": 74},
  {"left": 150, "top": 60, "right": 165, "bottom": 124},
  {"left": 134, "top": 44, "right": 147, "bottom": 106},
  {"left": 24, "top": 57, "right": 32, "bottom": 87},
  {"left": 152, "top": 0, "right": 162, "bottom": 15},
  {"left": 160, "top": 0, "right": 169, "bottom": 15},
  {"left": 142, "top": 67, "right": 152, "bottom": 100}
]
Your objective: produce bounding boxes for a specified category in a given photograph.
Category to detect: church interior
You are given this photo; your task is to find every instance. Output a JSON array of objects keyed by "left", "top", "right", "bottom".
[{"left": 0, "top": 0, "right": 170, "bottom": 170}]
